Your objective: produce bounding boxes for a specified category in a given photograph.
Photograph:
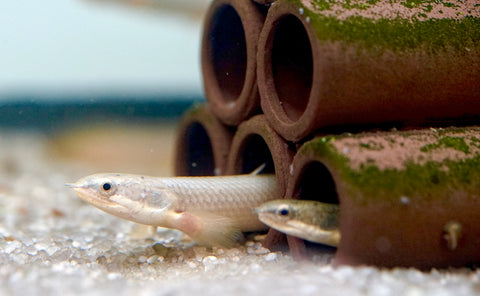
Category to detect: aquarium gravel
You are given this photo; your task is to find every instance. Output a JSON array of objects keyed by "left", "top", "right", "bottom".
[{"left": 1, "top": 133, "right": 480, "bottom": 296}]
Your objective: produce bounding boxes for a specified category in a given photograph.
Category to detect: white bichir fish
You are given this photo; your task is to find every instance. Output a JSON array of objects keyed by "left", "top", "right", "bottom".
[
  {"left": 256, "top": 199, "right": 340, "bottom": 247},
  {"left": 67, "top": 170, "right": 277, "bottom": 247}
]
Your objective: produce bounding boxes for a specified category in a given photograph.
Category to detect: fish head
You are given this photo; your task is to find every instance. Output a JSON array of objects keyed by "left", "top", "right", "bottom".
[
  {"left": 255, "top": 199, "right": 296, "bottom": 226},
  {"left": 67, "top": 173, "right": 176, "bottom": 225}
]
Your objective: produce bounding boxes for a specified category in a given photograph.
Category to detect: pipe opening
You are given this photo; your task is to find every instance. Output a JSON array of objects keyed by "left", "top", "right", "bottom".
[
  {"left": 297, "top": 161, "right": 339, "bottom": 253},
  {"left": 271, "top": 14, "right": 313, "bottom": 122},
  {"left": 298, "top": 161, "right": 339, "bottom": 204},
  {"left": 240, "top": 134, "right": 275, "bottom": 175},
  {"left": 184, "top": 122, "right": 215, "bottom": 176},
  {"left": 208, "top": 4, "right": 247, "bottom": 104}
]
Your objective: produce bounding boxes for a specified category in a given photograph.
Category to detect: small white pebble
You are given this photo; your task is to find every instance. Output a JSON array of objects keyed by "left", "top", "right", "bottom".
[
  {"left": 147, "top": 255, "right": 158, "bottom": 264},
  {"left": 187, "top": 261, "right": 198, "bottom": 269},
  {"left": 107, "top": 273, "right": 122, "bottom": 280},
  {"left": 248, "top": 245, "right": 270, "bottom": 255},
  {"left": 306, "top": 16, "right": 310, "bottom": 23},
  {"left": 138, "top": 256, "right": 148, "bottom": 263},
  {"left": 26, "top": 245, "right": 38, "bottom": 256},
  {"left": 343, "top": 147, "right": 350, "bottom": 155},
  {"left": 203, "top": 255, "right": 218, "bottom": 264},
  {"left": 264, "top": 252, "right": 277, "bottom": 262},
  {"left": 299, "top": 7, "right": 304, "bottom": 15}
]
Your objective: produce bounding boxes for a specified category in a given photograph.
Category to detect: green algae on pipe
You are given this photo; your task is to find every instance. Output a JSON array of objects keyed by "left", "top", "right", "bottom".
[
  {"left": 257, "top": 0, "right": 480, "bottom": 142},
  {"left": 288, "top": 126, "right": 480, "bottom": 268}
]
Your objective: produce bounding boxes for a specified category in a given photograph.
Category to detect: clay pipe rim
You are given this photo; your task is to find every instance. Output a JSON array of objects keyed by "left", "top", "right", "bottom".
[
  {"left": 174, "top": 104, "right": 234, "bottom": 176},
  {"left": 226, "top": 114, "right": 294, "bottom": 250},
  {"left": 252, "top": 0, "right": 276, "bottom": 4},
  {"left": 226, "top": 114, "right": 294, "bottom": 197},
  {"left": 257, "top": 1, "right": 320, "bottom": 141},
  {"left": 201, "top": 0, "right": 265, "bottom": 126},
  {"left": 283, "top": 146, "right": 341, "bottom": 259}
]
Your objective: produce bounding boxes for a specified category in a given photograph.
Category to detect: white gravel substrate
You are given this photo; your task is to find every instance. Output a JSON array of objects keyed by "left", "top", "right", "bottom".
[{"left": 1, "top": 132, "right": 480, "bottom": 296}]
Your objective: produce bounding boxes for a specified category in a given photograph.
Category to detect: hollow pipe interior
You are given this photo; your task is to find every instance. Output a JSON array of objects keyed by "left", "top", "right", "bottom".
[
  {"left": 239, "top": 134, "right": 275, "bottom": 175},
  {"left": 183, "top": 122, "right": 215, "bottom": 176},
  {"left": 207, "top": 4, "right": 247, "bottom": 104},
  {"left": 292, "top": 160, "right": 339, "bottom": 254},
  {"left": 271, "top": 14, "right": 313, "bottom": 122},
  {"left": 297, "top": 161, "right": 339, "bottom": 204}
]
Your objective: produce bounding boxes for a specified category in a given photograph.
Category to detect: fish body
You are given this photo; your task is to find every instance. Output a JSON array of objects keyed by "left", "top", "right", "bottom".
[
  {"left": 256, "top": 199, "right": 340, "bottom": 247},
  {"left": 68, "top": 173, "right": 277, "bottom": 247}
]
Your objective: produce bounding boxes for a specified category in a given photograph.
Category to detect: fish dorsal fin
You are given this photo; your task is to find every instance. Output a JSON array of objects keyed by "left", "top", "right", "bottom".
[{"left": 250, "top": 163, "right": 266, "bottom": 176}]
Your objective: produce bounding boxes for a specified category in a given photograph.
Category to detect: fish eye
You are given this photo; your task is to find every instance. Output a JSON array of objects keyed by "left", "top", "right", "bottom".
[
  {"left": 277, "top": 205, "right": 290, "bottom": 216},
  {"left": 100, "top": 181, "right": 115, "bottom": 195},
  {"left": 103, "top": 183, "right": 112, "bottom": 191}
]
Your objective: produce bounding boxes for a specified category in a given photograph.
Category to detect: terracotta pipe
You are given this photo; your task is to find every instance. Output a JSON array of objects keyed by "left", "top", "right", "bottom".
[
  {"left": 257, "top": 0, "right": 480, "bottom": 142},
  {"left": 252, "top": 0, "right": 275, "bottom": 4},
  {"left": 226, "top": 114, "right": 295, "bottom": 249},
  {"left": 201, "top": 0, "right": 268, "bottom": 126},
  {"left": 286, "top": 127, "right": 480, "bottom": 268},
  {"left": 174, "top": 104, "right": 234, "bottom": 176}
]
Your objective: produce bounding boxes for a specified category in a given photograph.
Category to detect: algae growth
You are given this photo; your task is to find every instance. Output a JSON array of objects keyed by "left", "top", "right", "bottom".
[
  {"left": 301, "top": 130, "right": 480, "bottom": 205},
  {"left": 420, "top": 136, "right": 471, "bottom": 153},
  {"left": 289, "top": 0, "right": 480, "bottom": 52}
]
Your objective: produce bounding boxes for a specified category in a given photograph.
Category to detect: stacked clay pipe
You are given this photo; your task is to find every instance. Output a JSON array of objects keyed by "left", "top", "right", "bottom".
[{"left": 174, "top": 0, "right": 480, "bottom": 268}]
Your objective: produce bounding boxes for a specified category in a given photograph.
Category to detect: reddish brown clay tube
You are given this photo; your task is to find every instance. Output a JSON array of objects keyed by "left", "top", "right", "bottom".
[
  {"left": 226, "top": 115, "right": 294, "bottom": 249},
  {"left": 286, "top": 127, "right": 480, "bottom": 268},
  {"left": 174, "top": 104, "right": 234, "bottom": 176},
  {"left": 252, "top": 0, "right": 275, "bottom": 4},
  {"left": 201, "top": 0, "right": 267, "bottom": 126},
  {"left": 257, "top": 0, "right": 480, "bottom": 142}
]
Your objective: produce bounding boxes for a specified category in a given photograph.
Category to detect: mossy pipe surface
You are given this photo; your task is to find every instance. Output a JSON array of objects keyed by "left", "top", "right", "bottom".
[
  {"left": 289, "top": 127, "right": 480, "bottom": 268},
  {"left": 174, "top": 104, "right": 234, "bottom": 177},
  {"left": 257, "top": 0, "right": 480, "bottom": 141},
  {"left": 226, "top": 115, "right": 295, "bottom": 250},
  {"left": 201, "top": 0, "right": 267, "bottom": 126}
]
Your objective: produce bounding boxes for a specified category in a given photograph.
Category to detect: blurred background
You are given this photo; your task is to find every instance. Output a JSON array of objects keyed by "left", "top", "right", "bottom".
[{"left": 0, "top": 0, "right": 211, "bottom": 174}]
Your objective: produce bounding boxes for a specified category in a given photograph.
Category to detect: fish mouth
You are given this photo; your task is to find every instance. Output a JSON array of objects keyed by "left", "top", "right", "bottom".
[
  {"left": 71, "top": 187, "right": 123, "bottom": 210},
  {"left": 256, "top": 211, "right": 278, "bottom": 225}
]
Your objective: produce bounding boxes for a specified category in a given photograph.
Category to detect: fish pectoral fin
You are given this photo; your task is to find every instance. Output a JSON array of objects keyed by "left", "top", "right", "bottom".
[{"left": 176, "top": 211, "right": 243, "bottom": 248}]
